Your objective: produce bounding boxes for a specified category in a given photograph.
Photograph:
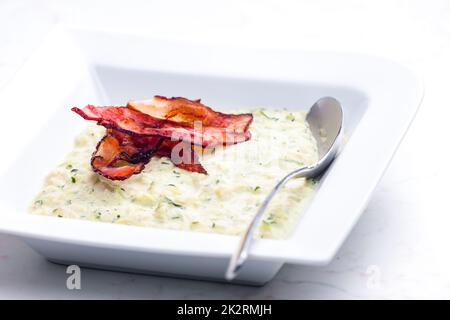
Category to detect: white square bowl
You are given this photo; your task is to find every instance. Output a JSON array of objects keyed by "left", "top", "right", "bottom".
[{"left": 0, "top": 26, "right": 422, "bottom": 285}]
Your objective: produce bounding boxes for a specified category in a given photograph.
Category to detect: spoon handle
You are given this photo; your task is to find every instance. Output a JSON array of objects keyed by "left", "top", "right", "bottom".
[{"left": 225, "top": 166, "right": 315, "bottom": 280}]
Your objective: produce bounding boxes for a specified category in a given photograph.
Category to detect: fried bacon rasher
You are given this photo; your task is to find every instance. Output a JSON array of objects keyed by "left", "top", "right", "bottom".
[
  {"left": 90, "top": 130, "right": 162, "bottom": 180},
  {"left": 72, "top": 96, "right": 252, "bottom": 180},
  {"left": 72, "top": 97, "right": 253, "bottom": 147}
]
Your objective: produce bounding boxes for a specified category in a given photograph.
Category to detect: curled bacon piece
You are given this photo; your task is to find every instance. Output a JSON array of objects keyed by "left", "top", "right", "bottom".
[
  {"left": 128, "top": 96, "right": 253, "bottom": 134},
  {"left": 91, "top": 130, "right": 162, "bottom": 180},
  {"left": 72, "top": 100, "right": 252, "bottom": 147},
  {"left": 72, "top": 96, "right": 252, "bottom": 180},
  {"left": 91, "top": 131, "right": 207, "bottom": 180}
]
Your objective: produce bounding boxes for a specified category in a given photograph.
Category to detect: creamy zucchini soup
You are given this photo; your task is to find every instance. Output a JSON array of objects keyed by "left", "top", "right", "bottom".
[{"left": 30, "top": 107, "right": 319, "bottom": 239}]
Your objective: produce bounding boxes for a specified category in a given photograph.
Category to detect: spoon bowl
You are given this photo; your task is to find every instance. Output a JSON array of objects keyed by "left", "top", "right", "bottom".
[{"left": 225, "top": 97, "right": 344, "bottom": 281}]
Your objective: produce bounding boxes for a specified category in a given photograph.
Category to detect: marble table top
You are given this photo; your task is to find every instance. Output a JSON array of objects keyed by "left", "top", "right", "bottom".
[{"left": 1, "top": 0, "right": 449, "bottom": 299}]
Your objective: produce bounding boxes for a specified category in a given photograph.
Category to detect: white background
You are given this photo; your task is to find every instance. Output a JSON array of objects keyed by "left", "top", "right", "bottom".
[{"left": 0, "top": 0, "right": 449, "bottom": 299}]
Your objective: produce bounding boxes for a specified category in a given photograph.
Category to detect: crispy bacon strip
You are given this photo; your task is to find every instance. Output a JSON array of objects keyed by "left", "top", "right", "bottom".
[
  {"left": 108, "top": 129, "right": 163, "bottom": 163},
  {"left": 71, "top": 99, "right": 252, "bottom": 147},
  {"left": 91, "top": 131, "right": 162, "bottom": 180},
  {"left": 128, "top": 96, "right": 253, "bottom": 133},
  {"left": 72, "top": 96, "right": 252, "bottom": 180},
  {"left": 92, "top": 130, "right": 206, "bottom": 180}
]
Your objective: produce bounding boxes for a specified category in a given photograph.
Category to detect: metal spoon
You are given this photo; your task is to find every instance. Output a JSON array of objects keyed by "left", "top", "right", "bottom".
[{"left": 225, "top": 97, "right": 344, "bottom": 281}]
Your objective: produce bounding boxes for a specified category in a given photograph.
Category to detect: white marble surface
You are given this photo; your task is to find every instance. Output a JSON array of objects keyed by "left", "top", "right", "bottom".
[{"left": 1, "top": 0, "right": 450, "bottom": 299}]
